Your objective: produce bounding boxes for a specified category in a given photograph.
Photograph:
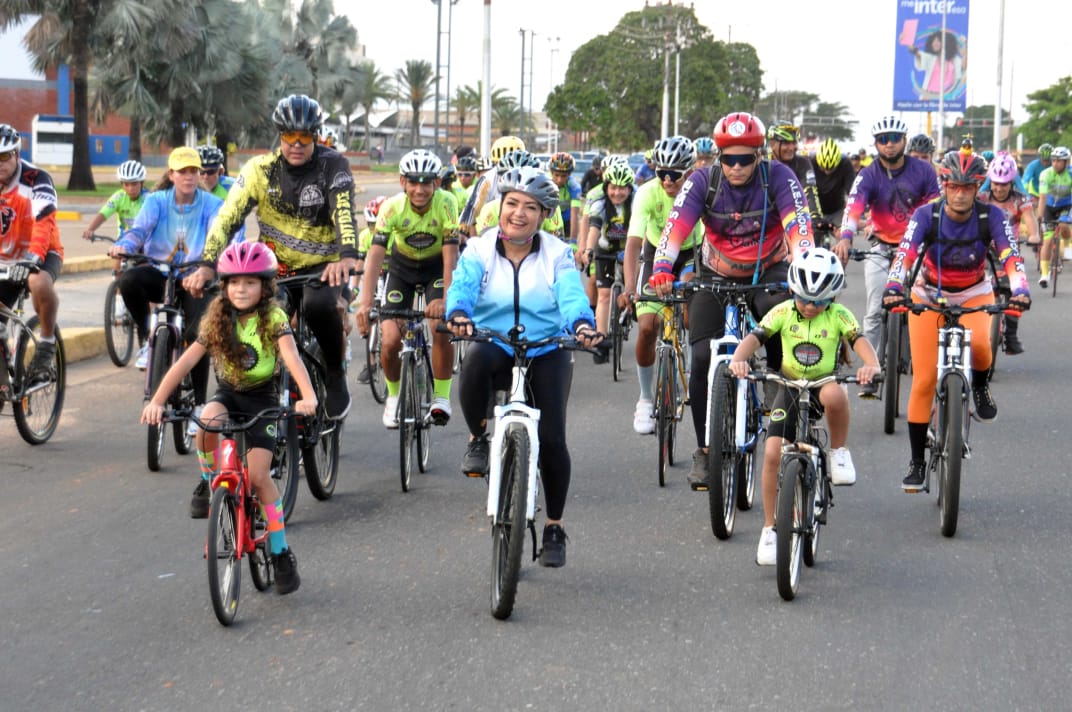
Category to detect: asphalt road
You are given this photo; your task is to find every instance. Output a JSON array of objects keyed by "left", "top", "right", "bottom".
[{"left": 3, "top": 228, "right": 1071, "bottom": 709}]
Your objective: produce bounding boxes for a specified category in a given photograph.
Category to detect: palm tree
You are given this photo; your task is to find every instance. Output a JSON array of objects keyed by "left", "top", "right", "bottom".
[
  {"left": 355, "top": 62, "right": 394, "bottom": 152},
  {"left": 492, "top": 97, "right": 522, "bottom": 137},
  {"left": 453, "top": 84, "right": 480, "bottom": 147},
  {"left": 395, "top": 60, "right": 436, "bottom": 148},
  {"left": 259, "top": 0, "right": 356, "bottom": 102}
]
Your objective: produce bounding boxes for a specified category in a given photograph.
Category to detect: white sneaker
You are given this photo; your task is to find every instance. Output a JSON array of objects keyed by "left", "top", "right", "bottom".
[
  {"left": 382, "top": 394, "right": 399, "bottom": 429},
  {"left": 1063, "top": 246, "right": 1072, "bottom": 260},
  {"left": 830, "top": 447, "right": 857, "bottom": 486},
  {"left": 135, "top": 343, "right": 149, "bottom": 370},
  {"left": 187, "top": 405, "right": 203, "bottom": 438},
  {"left": 1039, "top": 275, "right": 1050, "bottom": 288},
  {"left": 430, "top": 396, "right": 451, "bottom": 426},
  {"left": 632, "top": 398, "right": 655, "bottom": 435},
  {"left": 756, "top": 526, "right": 776, "bottom": 566}
]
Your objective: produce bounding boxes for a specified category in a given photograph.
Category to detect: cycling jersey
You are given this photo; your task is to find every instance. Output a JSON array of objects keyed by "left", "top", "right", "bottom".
[
  {"left": 475, "top": 199, "right": 563, "bottom": 238},
  {"left": 208, "top": 175, "right": 236, "bottom": 201},
  {"left": 810, "top": 155, "right": 856, "bottom": 220},
  {"left": 753, "top": 300, "right": 861, "bottom": 380},
  {"left": 634, "top": 162, "right": 656, "bottom": 184},
  {"left": 0, "top": 158, "right": 61, "bottom": 262},
  {"left": 628, "top": 179, "right": 702, "bottom": 250},
  {"left": 117, "top": 188, "right": 222, "bottom": 271},
  {"left": 97, "top": 189, "right": 147, "bottom": 237},
  {"left": 373, "top": 189, "right": 459, "bottom": 268},
  {"left": 587, "top": 196, "right": 629, "bottom": 249},
  {"left": 978, "top": 188, "right": 1034, "bottom": 232},
  {"left": 204, "top": 145, "right": 358, "bottom": 270},
  {"left": 1022, "top": 158, "right": 1048, "bottom": 197},
  {"left": 201, "top": 306, "right": 292, "bottom": 391},
  {"left": 655, "top": 161, "right": 812, "bottom": 279},
  {"left": 777, "top": 154, "right": 821, "bottom": 218},
  {"left": 840, "top": 156, "right": 940, "bottom": 246},
  {"left": 557, "top": 177, "right": 583, "bottom": 238},
  {"left": 1038, "top": 166, "right": 1072, "bottom": 209}
]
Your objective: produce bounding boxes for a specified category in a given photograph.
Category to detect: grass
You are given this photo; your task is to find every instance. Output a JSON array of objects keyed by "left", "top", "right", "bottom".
[{"left": 57, "top": 183, "right": 122, "bottom": 201}]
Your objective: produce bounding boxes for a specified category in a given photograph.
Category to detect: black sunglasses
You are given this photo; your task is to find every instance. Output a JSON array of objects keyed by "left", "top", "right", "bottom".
[
  {"left": 719, "top": 153, "right": 758, "bottom": 168},
  {"left": 656, "top": 168, "right": 685, "bottom": 182},
  {"left": 875, "top": 133, "right": 904, "bottom": 145}
]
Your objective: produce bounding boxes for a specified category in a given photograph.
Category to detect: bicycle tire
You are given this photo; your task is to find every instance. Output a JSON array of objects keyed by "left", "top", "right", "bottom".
[
  {"left": 301, "top": 362, "right": 339, "bottom": 500},
  {"left": 146, "top": 327, "right": 172, "bottom": 471},
  {"left": 273, "top": 409, "right": 301, "bottom": 520},
  {"left": 12, "top": 317, "right": 66, "bottom": 445},
  {"left": 365, "top": 318, "right": 387, "bottom": 403},
  {"left": 1052, "top": 254, "right": 1059, "bottom": 298},
  {"left": 416, "top": 350, "right": 432, "bottom": 473},
  {"left": 207, "top": 487, "right": 241, "bottom": 626},
  {"left": 736, "top": 385, "right": 760, "bottom": 511},
  {"left": 610, "top": 283, "right": 623, "bottom": 381},
  {"left": 398, "top": 353, "right": 417, "bottom": 492},
  {"left": 803, "top": 466, "right": 822, "bottom": 568},
  {"left": 987, "top": 310, "right": 1002, "bottom": 382},
  {"left": 883, "top": 311, "right": 901, "bottom": 434},
  {"left": 706, "top": 362, "right": 738, "bottom": 540},
  {"left": 172, "top": 373, "right": 195, "bottom": 455},
  {"left": 655, "top": 348, "right": 674, "bottom": 487},
  {"left": 776, "top": 459, "right": 806, "bottom": 601},
  {"left": 103, "top": 280, "right": 134, "bottom": 367},
  {"left": 249, "top": 504, "right": 272, "bottom": 591},
  {"left": 490, "top": 423, "right": 529, "bottom": 620},
  {"left": 938, "top": 372, "right": 965, "bottom": 538}
]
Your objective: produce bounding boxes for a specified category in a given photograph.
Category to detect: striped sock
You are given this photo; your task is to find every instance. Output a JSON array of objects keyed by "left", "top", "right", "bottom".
[
  {"left": 197, "top": 450, "right": 215, "bottom": 482},
  {"left": 265, "top": 499, "right": 288, "bottom": 555}
]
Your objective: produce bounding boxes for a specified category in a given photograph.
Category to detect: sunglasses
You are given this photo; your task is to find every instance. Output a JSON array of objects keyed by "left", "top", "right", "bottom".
[
  {"left": 944, "top": 181, "right": 977, "bottom": 194},
  {"left": 280, "top": 130, "right": 316, "bottom": 147},
  {"left": 199, "top": 167, "right": 219, "bottom": 175},
  {"left": 719, "top": 153, "right": 758, "bottom": 168},
  {"left": 0, "top": 150, "right": 17, "bottom": 163},
  {"left": 796, "top": 297, "right": 832, "bottom": 308},
  {"left": 457, "top": 171, "right": 475, "bottom": 178},
  {"left": 656, "top": 168, "right": 685, "bottom": 182},
  {"left": 875, "top": 133, "right": 904, "bottom": 146}
]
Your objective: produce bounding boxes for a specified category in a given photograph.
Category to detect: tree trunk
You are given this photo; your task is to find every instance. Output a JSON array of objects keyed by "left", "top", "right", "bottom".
[
  {"left": 128, "top": 117, "right": 143, "bottom": 162},
  {"left": 66, "top": 0, "right": 96, "bottom": 191}
]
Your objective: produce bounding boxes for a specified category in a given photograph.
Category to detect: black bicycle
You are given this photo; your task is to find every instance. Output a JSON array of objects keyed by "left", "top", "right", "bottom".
[
  {"left": 87, "top": 235, "right": 136, "bottom": 366},
  {"left": 607, "top": 250, "right": 634, "bottom": 381}
]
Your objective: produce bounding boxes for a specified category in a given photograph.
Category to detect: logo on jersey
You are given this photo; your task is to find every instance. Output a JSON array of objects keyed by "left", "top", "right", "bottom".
[
  {"left": 299, "top": 185, "right": 324, "bottom": 209},
  {"left": 331, "top": 171, "right": 353, "bottom": 189},
  {"left": 0, "top": 205, "right": 13, "bottom": 235},
  {"left": 793, "top": 342, "right": 823, "bottom": 367},
  {"left": 239, "top": 343, "right": 259, "bottom": 371},
  {"left": 405, "top": 232, "right": 437, "bottom": 250}
]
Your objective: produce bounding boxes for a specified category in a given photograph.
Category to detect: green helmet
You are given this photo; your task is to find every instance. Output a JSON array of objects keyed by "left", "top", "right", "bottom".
[
  {"left": 767, "top": 121, "right": 799, "bottom": 143},
  {"left": 603, "top": 162, "right": 635, "bottom": 187},
  {"left": 1039, "top": 143, "right": 1054, "bottom": 159},
  {"left": 815, "top": 139, "right": 841, "bottom": 171}
]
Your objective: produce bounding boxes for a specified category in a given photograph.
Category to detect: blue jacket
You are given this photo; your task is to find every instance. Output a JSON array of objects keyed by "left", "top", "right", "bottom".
[
  {"left": 446, "top": 228, "right": 595, "bottom": 357},
  {"left": 117, "top": 188, "right": 223, "bottom": 272}
]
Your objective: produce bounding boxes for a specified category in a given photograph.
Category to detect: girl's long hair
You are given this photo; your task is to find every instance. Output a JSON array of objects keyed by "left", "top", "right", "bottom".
[
  {"left": 200, "top": 277, "right": 278, "bottom": 383},
  {"left": 600, "top": 182, "right": 634, "bottom": 233}
]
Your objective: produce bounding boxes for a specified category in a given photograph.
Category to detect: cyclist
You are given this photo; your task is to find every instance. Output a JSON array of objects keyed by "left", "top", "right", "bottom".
[
  {"left": 355, "top": 149, "right": 460, "bottom": 429},
  {"left": 907, "top": 133, "right": 937, "bottom": 174},
  {"left": 455, "top": 154, "right": 480, "bottom": 197},
  {"left": 767, "top": 120, "right": 821, "bottom": 218},
  {"left": 728, "top": 248, "right": 880, "bottom": 565},
  {"left": 459, "top": 135, "right": 525, "bottom": 237},
  {"left": 1023, "top": 143, "right": 1052, "bottom": 198},
  {"left": 354, "top": 195, "right": 388, "bottom": 385},
  {"left": 0, "top": 123, "right": 62, "bottom": 384},
  {"left": 581, "top": 161, "right": 634, "bottom": 356},
  {"left": 548, "top": 152, "right": 583, "bottom": 245},
  {"left": 883, "top": 151, "right": 1031, "bottom": 491},
  {"left": 833, "top": 114, "right": 941, "bottom": 397},
  {"left": 188, "top": 94, "right": 358, "bottom": 421},
  {"left": 439, "top": 163, "right": 467, "bottom": 210},
  {"left": 651, "top": 112, "right": 812, "bottom": 489},
  {"left": 196, "top": 145, "right": 234, "bottom": 199},
  {"left": 625, "top": 135, "right": 702, "bottom": 437},
  {"left": 693, "top": 136, "right": 716, "bottom": 170},
  {"left": 141, "top": 242, "right": 317, "bottom": 593},
  {"left": 445, "top": 166, "right": 603, "bottom": 568},
  {"left": 1036, "top": 145, "right": 1072, "bottom": 288},
  {"left": 81, "top": 161, "right": 148, "bottom": 241},
  {"left": 979, "top": 151, "right": 1038, "bottom": 354},
  {"left": 580, "top": 155, "right": 604, "bottom": 195},
  {"left": 810, "top": 138, "right": 856, "bottom": 246},
  {"left": 473, "top": 150, "right": 564, "bottom": 237}
]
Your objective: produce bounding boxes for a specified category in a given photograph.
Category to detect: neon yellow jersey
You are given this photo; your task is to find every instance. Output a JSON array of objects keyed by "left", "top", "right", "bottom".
[
  {"left": 200, "top": 306, "right": 292, "bottom": 390},
  {"left": 628, "top": 179, "right": 702, "bottom": 249},
  {"left": 99, "top": 189, "right": 147, "bottom": 237},
  {"left": 373, "top": 189, "right": 459, "bottom": 265},
  {"left": 474, "top": 200, "right": 564, "bottom": 238},
  {"left": 756, "top": 300, "right": 861, "bottom": 380}
]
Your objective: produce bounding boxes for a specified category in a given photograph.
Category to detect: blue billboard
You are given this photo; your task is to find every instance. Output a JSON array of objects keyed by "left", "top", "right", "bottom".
[{"left": 893, "top": 0, "right": 970, "bottom": 112}]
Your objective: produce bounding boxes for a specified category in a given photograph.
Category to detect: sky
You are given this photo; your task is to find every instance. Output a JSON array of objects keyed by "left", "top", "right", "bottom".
[{"left": 0, "top": 1, "right": 1065, "bottom": 148}]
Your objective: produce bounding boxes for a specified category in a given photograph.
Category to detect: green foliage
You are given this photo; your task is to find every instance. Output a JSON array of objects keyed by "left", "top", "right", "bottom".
[
  {"left": 396, "top": 59, "right": 436, "bottom": 147},
  {"left": 1019, "top": 78, "right": 1072, "bottom": 148}
]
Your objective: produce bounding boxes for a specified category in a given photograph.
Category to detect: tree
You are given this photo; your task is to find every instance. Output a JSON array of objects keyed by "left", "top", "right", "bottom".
[
  {"left": 395, "top": 59, "right": 436, "bottom": 147},
  {"left": 354, "top": 62, "right": 394, "bottom": 152},
  {"left": 492, "top": 97, "right": 522, "bottom": 137},
  {"left": 453, "top": 84, "right": 480, "bottom": 146},
  {"left": 1020, "top": 78, "right": 1072, "bottom": 150},
  {"left": 753, "top": 92, "right": 856, "bottom": 143}
]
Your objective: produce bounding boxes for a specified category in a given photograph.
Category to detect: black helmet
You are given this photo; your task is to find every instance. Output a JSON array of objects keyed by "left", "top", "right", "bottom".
[
  {"left": 271, "top": 94, "right": 323, "bottom": 133},
  {"left": 907, "top": 134, "right": 935, "bottom": 155},
  {"left": 456, "top": 155, "right": 478, "bottom": 172},
  {"left": 197, "top": 145, "right": 225, "bottom": 168},
  {"left": 939, "top": 150, "right": 987, "bottom": 185}
]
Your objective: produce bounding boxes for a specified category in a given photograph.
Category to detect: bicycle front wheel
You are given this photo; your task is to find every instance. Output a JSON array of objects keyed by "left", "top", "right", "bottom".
[
  {"left": 416, "top": 351, "right": 433, "bottom": 473},
  {"left": 883, "top": 312, "right": 901, "bottom": 435},
  {"left": 365, "top": 318, "right": 387, "bottom": 404},
  {"left": 776, "top": 460, "right": 806, "bottom": 601},
  {"left": 398, "top": 354, "right": 417, "bottom": 492},
  {"left": 13, "top": 318, "right": 66, "bottom": 445},
  {"left": 735, "top": 386, "right": 760, "bottom": 511},
  {"left": 207, "top": 487, "right": 241, "bottom": 626},
  {"left": 987, "top": 311, "right": 1002, "bottom": 382},
  {"left": 273, "top": 409, "right": 301, "bottom": 520},
  {"left": 610, "top": 283, "right": 624, "bottom": 381},
  {"left": 146, "top": 328, "right": 172, "bottom": 471},
  {"left": 655, "top": 348, "right": 675, "bottom": 487},
  {"left": 706, "top": 362, "right": 738, "bottom": 540},
  {"left": 938, "top": 373, "right": 965, "bottom": 538},
  {"left": 104, "top": 280, "right": 134, "bottom": 367},
  {"left": 301, "top": 362, "right": 339, "bottom": 500},
  {"left": 491, "top": 423, "right": 530, "bottom": 620},
  {"left": 249, "top": 503, "right": 271, "bottom": 592},
  {"left": 1052, "top": 254, "right": 1059, "bottom": 298}
]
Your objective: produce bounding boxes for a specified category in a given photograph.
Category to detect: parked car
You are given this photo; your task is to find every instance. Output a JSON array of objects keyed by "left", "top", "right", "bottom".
[
  {"left": 572, "top": 158, "right": 592, "bottom": 182},
  {"left": 626, "top": 152, "right": 647, "bottom": 172}
]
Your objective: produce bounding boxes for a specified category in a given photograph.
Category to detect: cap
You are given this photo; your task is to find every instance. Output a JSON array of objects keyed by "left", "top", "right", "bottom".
[{"left": 168, "top": 146, "right": 202, "bottom": 171}]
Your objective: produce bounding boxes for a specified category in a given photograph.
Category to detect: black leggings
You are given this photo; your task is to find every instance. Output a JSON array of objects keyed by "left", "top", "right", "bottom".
[
  {"left": 459, "top": 342, "right": 574, "bottom": 521},
  {"left": 279, "top": 266, "right": 346, "bottom": 378}
]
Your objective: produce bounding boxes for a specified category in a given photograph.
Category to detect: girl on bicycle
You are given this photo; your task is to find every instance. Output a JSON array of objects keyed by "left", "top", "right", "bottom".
[
  {"left": 446, "top": 166, "right": 603, "bottom": 568},
  {"left": 141, "top": 241, "right": 318, "bottom": 595},
  {"left": 728, "top": 248, "right": 880, "bottom": 565}
]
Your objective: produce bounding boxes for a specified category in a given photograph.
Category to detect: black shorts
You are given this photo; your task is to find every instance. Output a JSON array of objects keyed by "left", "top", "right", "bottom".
[
  {"left": 207, "top": 383, "right": 279, "bottom": 451},
  {"left": 383, "top": 258, "right": 444, "bottom": 308},
  {"left": 593, "top": 245, "right": 625, "bottom": 288},
  {"left": 0, "top": 250, "right": 62, "bottom": 309},
  {"left": 766, "top": 384, "right": 825, "bottom": 442},
  {"left": 687, "top": 261, "right": 790, "bottom": 345}
]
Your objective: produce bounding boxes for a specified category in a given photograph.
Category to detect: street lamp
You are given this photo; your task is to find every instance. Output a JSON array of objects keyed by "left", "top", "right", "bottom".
[
  {"left": 432, "top": 0, "right": 460, "bottom": 152},
  {"left": 548, "top": 36, "right": 560, "bottom": 152}
]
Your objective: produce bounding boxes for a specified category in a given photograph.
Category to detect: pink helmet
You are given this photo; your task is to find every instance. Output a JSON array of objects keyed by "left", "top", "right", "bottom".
[
  {"left": 217, "top": 241, "right": 278, "bottom": 279},
  {"left": 987, "top": 151, "right": 1018, "bottom": 184}
]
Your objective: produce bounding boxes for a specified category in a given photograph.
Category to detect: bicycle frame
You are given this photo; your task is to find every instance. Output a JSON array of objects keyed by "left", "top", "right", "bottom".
[{"left": 486, "top": 368, "right": 542, "bottom": 524}]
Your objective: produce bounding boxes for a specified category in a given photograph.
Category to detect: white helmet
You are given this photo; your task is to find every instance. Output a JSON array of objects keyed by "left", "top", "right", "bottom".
[
  {"left": 1051, "top": 146, "right": 1071, "bottom": 161},
  {"left": 870, "top": 115, "right": 908, "bottom": 137},
  {"left": 788, "top": 248, "right": 845, "bottom": 301},
  {"left": 398, "top": 149, "right": 442, "bottom": 181},
  {"left": 117, "top": 160, "right": 146, "bottom": 182},
  {"left": 0, "top": 124, "right": 21, "bottom": 152}
]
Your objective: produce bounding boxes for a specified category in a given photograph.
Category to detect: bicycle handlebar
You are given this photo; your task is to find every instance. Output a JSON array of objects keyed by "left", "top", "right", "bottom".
[
  {"left": 639, "top": 279, "right": 787, "bottom": 302},
  {"left": 886, "top": 299, "right": 1024, "bottom": 316},
  {"left": 745, "top": 370, "right": 879, "bottom": 390},
  {"left": 436, "top": 322, "right": 600, "bottom": 355},
  {"left": 87, "top": 233, "right": 119, "bottom": 244},
  {"left": 376, "top": 307, "right": 428, "bottom": 321},
  {"left": 847, "top": 248, "right": 889, "bottom": 262},
  {"left": 162, "top": 406, "right": 291, "bottom": 434}
]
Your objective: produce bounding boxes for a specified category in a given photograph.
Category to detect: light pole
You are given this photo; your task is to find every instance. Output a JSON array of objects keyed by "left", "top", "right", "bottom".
[
  {"left": 548, "top": 36, "right": 560, "bottom": 153},
  {"left": 519, "top": 28, "right": 536, "bottom": 144}
]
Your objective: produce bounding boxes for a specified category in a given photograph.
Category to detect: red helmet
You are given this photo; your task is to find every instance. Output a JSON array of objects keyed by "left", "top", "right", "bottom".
[
  {"left": 364, "top": 195, "right": 386, "bottom": 223},
  {"left": 217, "top": 241, "right": 278, "bottom": 279},
  {"left": 713, "top": 112, "right": 767, "bottom": 149}
]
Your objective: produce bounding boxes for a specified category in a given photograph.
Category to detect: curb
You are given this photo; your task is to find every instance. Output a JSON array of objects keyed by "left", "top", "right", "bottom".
[
  {"left": 62, "top": 256, "right": 114, "bottom": 275},
  {"left": 63, "top": 326, "right": 107, "bottom": 365}
]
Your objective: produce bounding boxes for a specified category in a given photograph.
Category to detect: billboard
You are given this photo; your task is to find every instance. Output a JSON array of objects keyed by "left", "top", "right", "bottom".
[{"left": 893, "top": 0, "right": 970, "bottom": 112}]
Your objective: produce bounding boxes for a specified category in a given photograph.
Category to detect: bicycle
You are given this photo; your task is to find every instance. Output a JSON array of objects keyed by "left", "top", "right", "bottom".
[
  {"left": 636, "top": 288, "right": 690, "bottom": 487},
  {"left": 360, "top": 270, "right": 388, "bottom": 403},
  {"left": 691, "top": 280, "right": 783, "bottom": 541},
  {"left": 444, "top": 324, "right": 592, "bottom": 620},
  {"left": 87, "top": 234, "right": 135, "bottom": 367},
  {"left": 275, "top": 273, "right": 344, "bottom": 504},
  {"left": 0, "top": 262, "right": 66, "bottom": 444},
  {"left": 747, "top": 370, "right": 867, "bottom": 601},
  {"left": 889, "top": 299, "right": 1014, "bottom": 537},
  {"left": 377, "top": 286, "right": 435, "bottom": 493},
  {"left": 607, "top": 251, "right": 634, "bottom": 382}
]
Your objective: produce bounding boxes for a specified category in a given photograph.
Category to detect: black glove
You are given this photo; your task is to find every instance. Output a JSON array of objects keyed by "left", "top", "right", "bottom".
[{"left": 8, "top": 254, "right": 42, "bottom": 283}]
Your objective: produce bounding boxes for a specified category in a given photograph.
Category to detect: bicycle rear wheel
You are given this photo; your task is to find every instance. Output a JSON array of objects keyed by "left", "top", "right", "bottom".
[
  {"left": 416, "top": 351, "right": 433, "bottom": 473},
  {"left": 301, "top": 362, "right": 339, "bottom": 500},
  {"left": 146, "top": 327, "right": 172, "bottom": 471},
  {"left": 365, "top": 317, "right": 387, "bottom": 403},
  {"left": 273, "top": 403, "right": 301, "bottom": 520},
  {"left": 735, "top": 385, "right": 760, "bottom": 511},
  {"left": 803, "top": 467, "right": 823, "bottom": 568},
  {"left": 491, "top": 423, "right": 530, "bottom": 620},
  {"left": 172, "top": 373, "right": 195, "bottom": 455},
  {"left": 706, "top": 362, "right": 738, "bottom": 540},
  {"left": 207, "top": 487, "right": 241, "bottom": 626},
  {"left": 776, "top": 459, "right": 806, "bottom": 601},
  {"left": 398, "top": 354, "right": 417, "bottom": 492},
  {"left": 987, "top": 310, "right": 1002, "bottom": 382},
  {"left": 13, "top": 318, "right": 66, "bottom": 445},
  {"left": 1052, "top": 254, "right": 1059, "bottom": 297},
  {"left": 104, "top": 280, "right": 134, "bottom": 367},
  {"left": 883, "top": 312, "right": 901, "bottom": 435},
  {"left": 937, "top": 373, "right": 965, "bottom": 538},
  {"left": 249, "top": 503, "right": 272, "bottom": 591},
  {"left": 655, "top": 348, "right": 674, "bottom": 487},
  {"left": 610, "top": 283, "right": 624, "bottom": 381}
]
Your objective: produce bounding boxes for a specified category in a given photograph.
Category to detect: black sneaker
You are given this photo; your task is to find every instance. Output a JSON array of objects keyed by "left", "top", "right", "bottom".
[
  {"left": 972, "top": 382, "right": 997, "bottom": 421},
  {"left": 272, "top": 547, "right": 301, "bottom": 595},
  {"left": 857, "top": 380, "right": 879, "bottom": 399},
  {"left": 687, "top": 449, "right": 709, "bottom": 491},
  {"left": 538, "top": 524, "right": 568, "bottom": 568},
  {"left": 902, "top": 459, "right": 926, "bottom": 492},
  {"left": 324, "top": 370, "right": 351, "bottom": 420},
  {"left": 355, "top": 364, "right": 371, "bottom": 384},
  {"left": 461, "top": 435, "right": 490, "bottom": 477},
  {"left": 28, "top": 340, "right": 56, "bottom": 382},
  {"left": 190, "top": 479, "right": 210, "bottom": 518},
  {"left": 1003, "top": 334, "right": 1024, "bottom": 355}
]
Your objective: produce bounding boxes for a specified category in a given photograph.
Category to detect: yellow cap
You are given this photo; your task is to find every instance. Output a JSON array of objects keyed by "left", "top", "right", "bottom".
[{"left": 168, "top": 146, "right": 201, "bottom": 171}]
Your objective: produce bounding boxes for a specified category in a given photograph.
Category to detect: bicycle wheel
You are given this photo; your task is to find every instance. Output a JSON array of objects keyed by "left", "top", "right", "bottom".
[
  {"left": 273, "top": 409, "right": 301, "bottom": 520},
  {"left": 365, "top": 317, "right": 387, "bottom": 403},
  {"left": 146, "top": 327, "right": 171, "bottom": 471},
  {"left": 803, "top": 467, "right": 822, "bottom": 568},
  {"left": 491, "top": 423, "right": 530, "bottom": 620},
  {"left": 655, "top": 349, "right": 674, "bottom": 487},
  {"left": 776, "top": 459, "right": 806, "bottom": 601},
  {"left": 12, "top": 317, "right": 66, "bottom": 445},
  {"left": 883, "top": 312, "right": 901, "bottom": 435},
  {"left": 987, "top": 311, "right": 1002, "bottom": 382},
  {"left": 736, "top": 385, "right": 760, "bottom": 511},
  {"left": 416, "top": 351, "right": 433, "bottom": 473},
  {"left": 301, "top": 362, "right": 339, "bottom": 500},
  {"left": 398, "top": 354, "right": 417, "bottom": 492},
  {"left": 172, "top": 373, "right": 195, "bottom": 455},
  {"left": 610, "top": 283, "right": 623, "bottom": 381},
  {"left": 937, "top": 373, "right": 965, "bottom": 538},
  {"left": 249, "top": 505, "right": 271, "bottom": 591},
  {"left": 1052, "top": 254, "right": 1059, "bottom": 298},
  {"left": 207, "top": 487, "right": 241, "bottom": 625},
  {"left": 103, "top": 280, "right": 134, "bottom": 367},
  {"left": 706, "top": 362, "right": 738, "bottom": 540}
]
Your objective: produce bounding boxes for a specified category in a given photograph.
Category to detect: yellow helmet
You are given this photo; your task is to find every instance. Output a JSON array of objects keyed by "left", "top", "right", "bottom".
[
  {"left": 816, "top": 139, "right": 841, "bottom": 171},
  {"left": 490, "top": 135, "right": 526, "bottom": 163}
]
